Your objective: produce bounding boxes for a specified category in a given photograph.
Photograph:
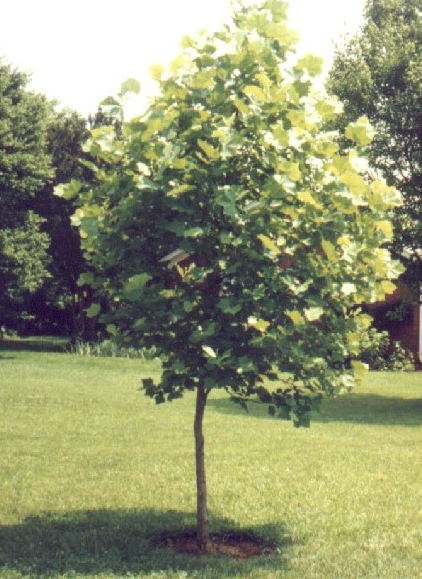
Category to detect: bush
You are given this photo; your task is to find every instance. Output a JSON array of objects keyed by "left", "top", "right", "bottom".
[
  {"left": 387, "top": 341, "right": 416, "bottom": 372},
  {"left": 68, "top": 339, "right": 158, "bottom": 360},
  {"left": 358, "top": 328, "right": 415, "bottom": 371}
]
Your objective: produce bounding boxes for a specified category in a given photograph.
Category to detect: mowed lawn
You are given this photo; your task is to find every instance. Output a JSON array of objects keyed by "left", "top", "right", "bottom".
[{"left": 1, "top": 339, "right": 422, "bottom": 579}]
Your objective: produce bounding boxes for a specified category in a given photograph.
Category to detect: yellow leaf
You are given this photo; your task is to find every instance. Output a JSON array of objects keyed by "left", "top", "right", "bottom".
[
  {"left": 169, "top": 184, "right": 195, "bottom": 196},
  {"left": 287, "top": 311, "right": 304, "bottom": 325},
  {"left": 255, "top": 72, "right": 272, "bottom": 89},
  {"left": 298, "top": 191, "right": 322, "bottom": 209},
  {"left": 248, "top": 317, "right": 270, "bottom": 333},
  {"left": 345, "top": 116, "right": 374, "bottom": 146},
  {"left": 287, "top": 110, "right": 307, "bottom": 129},
  {"left": 340, "top": 171, "right": 368, "bottom": 195},
  {"left": 192, "top": 70, "right": 216, "bottom": 90},
  {"left": 202, "top": 345, "right": 217, "bottom": 358},
  {"left": 341, "top": 282, "right": 357, "bottom": 296},
  {"left": 172, "top": 158, "right": 189, "bottom": 170},
  {"left": 150, "top": 64, "right": 166, "bottom": 81},
  {"left": 374, "top": 249, "right": 389, "bottom": 276},
  {"left": 170, "top": 55, "right": 186, "bottom": 75},
  {"left": 278, "top": 160, "right": 302, "bottom": 182},
  {"left": 273, "top": 125, "right": 289, "bottom": 147},
  {"left": 304, "top": 307, "right": 323, "bottom": 321},
  {"left": 321, "top": 239, "right": 337, "bottom": 262},
  {"left": 315, "top": 140, "right": 339, "bottom": 157},
  {"left": 380, "top": 280, "right": 396, "bottom": 296},
  {"left": 315, "top": 97, "right": 343, "bottom": 120},
  {"left": 233, "top": 97, "right": 250, "bottom": 116},
  {"left": 330, "top": 154, "right": 352, "bottom": 175},
  {"left": 337, "top": 235, "right": 351, "bottom": 246},
  {"left": 197, "top": 110, "right": 211, "bottom": 122},
  {"left": 212, "top": 128, "right": 229, "bottom": 140},
  {"left": 258, "top": 234, "right": 280, "bottom": 254},
  {"left": 197, "top": 139, "right": 219, "bottom": 160},
  {"left": 243, "top": 84, "right": 266, "bottom": 101},
  {"left": 376, "top": 220, "right": 394, "bottom": 239},
  {"left": 357, "top": 313, "right": 373, "bottom": 329}
]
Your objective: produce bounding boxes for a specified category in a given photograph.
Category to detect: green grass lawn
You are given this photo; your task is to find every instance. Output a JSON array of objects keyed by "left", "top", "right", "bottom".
[{"left": 1, "top": 339, "right": 422, "bottom": 579}]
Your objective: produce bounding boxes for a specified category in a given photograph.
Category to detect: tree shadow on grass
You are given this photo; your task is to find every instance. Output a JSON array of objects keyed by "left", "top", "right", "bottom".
[
  {"left": 208, "top": 392, "right": 422, "bottom": 427},
  {"left": 0, "top": 509, "right": 291, "bottom": 578},
  {"left": 315, "top": 393, "right": 422, "bottom": 427}
]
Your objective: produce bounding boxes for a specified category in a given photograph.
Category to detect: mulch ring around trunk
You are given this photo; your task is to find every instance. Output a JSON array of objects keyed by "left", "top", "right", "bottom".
[{"left": 153, "top": 530, "right": 278, "bottom": 559}]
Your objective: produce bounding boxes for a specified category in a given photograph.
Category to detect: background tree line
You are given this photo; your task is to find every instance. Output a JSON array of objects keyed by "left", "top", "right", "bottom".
[
  {"left": 1, "top": 0, "right": 421, "bottom": 341},
  {"left": 0, "top": 59, "right": 116, "bottom": 339}
]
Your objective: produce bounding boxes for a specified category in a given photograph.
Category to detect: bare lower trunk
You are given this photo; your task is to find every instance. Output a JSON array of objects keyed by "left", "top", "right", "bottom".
[{"left": 194, "top": 382, "right": 209, "bottom": 553}]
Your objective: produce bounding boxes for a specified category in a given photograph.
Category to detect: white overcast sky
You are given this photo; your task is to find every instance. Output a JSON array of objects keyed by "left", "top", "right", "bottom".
[{"left": 0, "top": 0, "right": 365, "bottom": 116}]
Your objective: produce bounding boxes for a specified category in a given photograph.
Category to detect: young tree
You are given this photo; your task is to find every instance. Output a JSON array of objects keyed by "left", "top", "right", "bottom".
[
  {"left": 327, "top": 0, "right": 422, "bottom": 287},
  {"left": 59, "top": 0, "right": 402, "bottom": 552}
]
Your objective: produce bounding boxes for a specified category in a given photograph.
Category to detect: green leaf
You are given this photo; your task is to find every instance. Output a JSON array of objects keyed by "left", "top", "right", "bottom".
[
  {"left": 124, "top": 273, "right": 152, "bottom": 301},
  {"left": 217, "top": 298, "right": 242, "bottom": 315},
  {"left": 183, "top": 227, "right": 204, "bottom": 238},
  {"left": 86, "top": 303, "right": 101, "bottom": 318},
  {"left": 296, "top": 53, "right": 324, "bottom": 77},
  {"left": 54, "top": 179, "right": 82, "bottom": 200},
  {"left": 106, "top": 324, "right": 118, "bottom": 336},
  {"left": 77, "top": 272, "right": 96, "bottom": 287},
  {"left": 120, "top": 78, "right": 141, "bottom": 96}
]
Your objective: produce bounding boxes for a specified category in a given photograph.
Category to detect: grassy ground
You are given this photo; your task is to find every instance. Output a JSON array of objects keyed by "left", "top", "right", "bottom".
[{"left": 1, "top": 338, "right": 422, "bottom": 579}]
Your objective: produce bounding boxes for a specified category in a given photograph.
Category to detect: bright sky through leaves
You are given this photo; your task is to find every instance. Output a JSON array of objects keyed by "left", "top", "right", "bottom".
[{"left": 0, "top": 0, "right": 364, "bottom": 115}]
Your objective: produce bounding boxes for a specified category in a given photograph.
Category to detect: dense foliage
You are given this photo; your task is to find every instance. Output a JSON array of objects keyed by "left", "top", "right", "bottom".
[
  {"left": 0, "top": 58, "right": 108, "bottom": 336},
  {"left": 59, "top": 0, "right": 402, "bottom": 551},
  {"left": 0, "top": 60, "right": 52, "bottom": 320},
  {"left": 328, "top": 0, "right": 422, "bottom": 287}
]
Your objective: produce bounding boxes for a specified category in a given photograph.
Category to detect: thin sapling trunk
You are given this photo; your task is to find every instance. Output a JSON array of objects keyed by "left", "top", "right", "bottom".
[{"left": 194, "top": 382, "right": 209, "bottom": 553}]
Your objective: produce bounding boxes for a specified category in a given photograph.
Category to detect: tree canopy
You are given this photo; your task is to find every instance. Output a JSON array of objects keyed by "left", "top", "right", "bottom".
[
  {"left": 58, "top": 0, "right": 402, "bottom": 551},
  {"left": 0, "top": 60, "right": 52, "bottom": 320},
  {"left": 328, "top": 0, "right": 422, "bottom": 286}
]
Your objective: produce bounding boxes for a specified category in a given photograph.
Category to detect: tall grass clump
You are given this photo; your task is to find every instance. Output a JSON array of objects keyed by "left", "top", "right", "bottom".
[{"left": 68, "top": 339, "right": 158, "bottom": 360}]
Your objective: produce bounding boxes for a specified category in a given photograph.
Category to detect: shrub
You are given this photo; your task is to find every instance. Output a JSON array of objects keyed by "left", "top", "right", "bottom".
[{"left": 358, "top": 328, "right": 415, "bottom": 371}]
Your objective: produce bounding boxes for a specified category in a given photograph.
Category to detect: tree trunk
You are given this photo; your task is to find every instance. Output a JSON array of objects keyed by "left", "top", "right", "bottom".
[{"left": 194, "top": 382, "right": 209, "bottom": 553}]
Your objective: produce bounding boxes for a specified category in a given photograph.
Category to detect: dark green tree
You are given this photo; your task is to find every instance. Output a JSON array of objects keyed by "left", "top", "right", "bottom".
[
  {"left": 0, "top": 59, "right": 52, "bottom": 324},
  {"left": 35, "top": 110, "right": 94, "bottom": 337},
  {"left": 328, "top": 0, "right": 422, "bottom": 286},
  {"left": 59, "top": 0, "right": 402, "bottom": 551}
]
